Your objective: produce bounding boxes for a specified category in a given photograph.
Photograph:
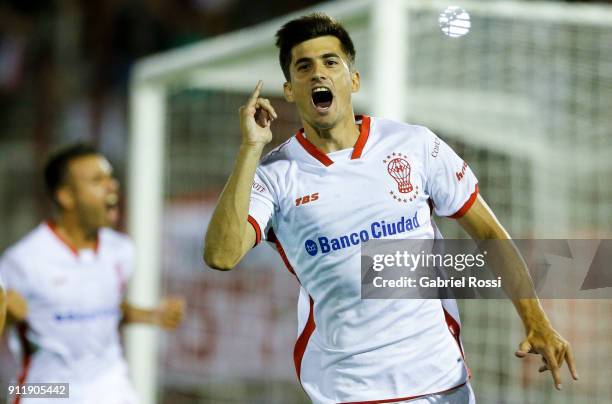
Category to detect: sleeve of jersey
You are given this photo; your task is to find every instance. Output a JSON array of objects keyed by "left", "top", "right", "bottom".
[
  {"left": 0, "top": 253, "right": 31, "bottom": 298},
  {"left": 425, "top": 129, "right": 479, "bottom": 219},
  {"left": 248, "top": 167, "right": 276, "bottom": 247}
]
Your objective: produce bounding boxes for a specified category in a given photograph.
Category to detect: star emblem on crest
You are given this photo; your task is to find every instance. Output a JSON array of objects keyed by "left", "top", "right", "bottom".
[{"left": 383, "top": 153, "right": 409, "bottom": 165}]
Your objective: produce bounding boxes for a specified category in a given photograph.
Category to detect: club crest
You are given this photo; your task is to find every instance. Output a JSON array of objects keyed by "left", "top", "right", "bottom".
[{"left": 383, "top": 153, "right": 419, "bottom": 203}]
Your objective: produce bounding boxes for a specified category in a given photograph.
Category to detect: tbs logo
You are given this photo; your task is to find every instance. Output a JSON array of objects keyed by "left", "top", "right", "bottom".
[{"left": 305, "top": 240, "right": 318, "bottom": 256}]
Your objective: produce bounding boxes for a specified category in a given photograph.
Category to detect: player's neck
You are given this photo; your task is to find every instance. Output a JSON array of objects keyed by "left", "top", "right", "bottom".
[
  {"left": 302, "top": 114, "right": 360, "bottom": 153},
  {"left": 53, "top": 214, "right": 99, "bottom": 251}
]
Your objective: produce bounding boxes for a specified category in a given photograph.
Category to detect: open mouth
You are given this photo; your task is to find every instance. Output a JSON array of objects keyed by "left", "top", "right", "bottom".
[
  {"left": 105, "top": 193, "right": 119, "bottom": 225},
  {"left": 311, "top": 87, "right": 333, "bottom": 112},
  {"left": 105, "top": 193, "right": 119, "bottom": 210}
]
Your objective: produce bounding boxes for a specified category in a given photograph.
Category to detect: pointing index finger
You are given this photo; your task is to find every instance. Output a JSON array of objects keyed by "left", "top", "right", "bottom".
[{"left": 247, "top": 80, "right": 263, "bottom": 107}]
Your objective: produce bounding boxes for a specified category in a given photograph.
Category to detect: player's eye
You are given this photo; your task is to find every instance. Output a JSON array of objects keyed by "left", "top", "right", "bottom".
[
  {"left": 297, "top": 64, "right": 309, "bottom": 71},
  {"left": 326, "top": 60, "right": 338, "bottom": 66}
]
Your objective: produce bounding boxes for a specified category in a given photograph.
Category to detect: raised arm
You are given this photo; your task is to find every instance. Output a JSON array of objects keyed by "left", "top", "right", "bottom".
[
  {"left": 203, "top": 81, "right": 277, "bottom": 270},
  {"left": 457, "top": 194, "right": 579, "bottom": 390}
]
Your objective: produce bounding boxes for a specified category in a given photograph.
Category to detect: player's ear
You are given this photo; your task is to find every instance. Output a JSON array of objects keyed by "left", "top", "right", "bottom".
[
  {"left": 351, "top": 70, "right": 360, "bottom": 93},
  {"left": 283, "top": 82, "right": 294, "bottom": 103},
  {"left": 56, "top": 186, "right": 75, "bottom": 211}
]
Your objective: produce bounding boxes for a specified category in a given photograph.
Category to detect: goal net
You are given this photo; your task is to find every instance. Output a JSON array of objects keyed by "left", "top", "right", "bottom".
[{"left": 127, "top": 1, "right": 612, "bottom": 403}]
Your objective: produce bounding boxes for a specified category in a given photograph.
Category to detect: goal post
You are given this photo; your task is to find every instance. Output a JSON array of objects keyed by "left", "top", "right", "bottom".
[
  {"left": 125, "top": 83, "right": 167, "bottom": 404},
  {"left": 127, "top": 1, "right": 612, "bottom": 403}
]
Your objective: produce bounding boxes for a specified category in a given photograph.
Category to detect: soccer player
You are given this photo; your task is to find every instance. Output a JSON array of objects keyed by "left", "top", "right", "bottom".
[
  {"left": 204, "top": 13, "right": 578, "bottom": 404},
  {"left": 0, "top": 144, "right": 185, "bottom": 404}
]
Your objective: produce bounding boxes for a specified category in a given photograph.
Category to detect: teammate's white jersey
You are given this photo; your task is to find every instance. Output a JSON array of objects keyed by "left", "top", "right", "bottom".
[
  {"left": 248, "top": 116, "right": 478, "bottom": 404},
  {"left": 0, "top": 222, "right": 137, "bottom": 403}
]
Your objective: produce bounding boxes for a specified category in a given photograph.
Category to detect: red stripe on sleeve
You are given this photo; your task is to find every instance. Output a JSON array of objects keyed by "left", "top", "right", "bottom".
[
  {"left": 247, "top": 215, "right": 261, "bottom": 246},
  {"left": 449, "top": 184, "right": 479, "bottom": 219}
]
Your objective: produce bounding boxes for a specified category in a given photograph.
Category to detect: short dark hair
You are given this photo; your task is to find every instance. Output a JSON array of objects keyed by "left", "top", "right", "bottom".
[
  {"left": 44, "top": 143, "right": 99, "bottom": 205},
  {"left": 275, "top": 13, "right": 356, "bottom": 81}
]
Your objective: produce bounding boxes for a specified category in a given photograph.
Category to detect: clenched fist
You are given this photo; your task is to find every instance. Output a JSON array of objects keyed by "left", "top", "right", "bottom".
[{"left": 154, "top": 297, "right": 185, "bottom": 330}]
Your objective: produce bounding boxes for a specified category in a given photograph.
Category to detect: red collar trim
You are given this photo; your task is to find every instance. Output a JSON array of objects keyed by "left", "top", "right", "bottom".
[
  {"left": 295, "top": 115, "right": 372, "bottom": 166},
  {"left": 351, "top": 115, "right": 371, "bottom": 159},
  {"left": 295, "top": 129, "right": 334, "bottom": 166},
  {"left": 46, "top": 221, "right": 99, "bottom": 257}
]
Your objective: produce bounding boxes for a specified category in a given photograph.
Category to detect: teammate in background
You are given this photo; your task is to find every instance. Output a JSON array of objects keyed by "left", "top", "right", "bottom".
[
  {"left": 0, "top": 143, "right": 185, "bottom": 404},
  {"left": 204, "top": 13, "right": 578, "bottom": 404}
]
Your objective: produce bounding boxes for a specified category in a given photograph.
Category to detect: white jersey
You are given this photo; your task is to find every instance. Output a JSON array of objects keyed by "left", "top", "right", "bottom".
[
  {"left": 247, "top": 116, "right": 478, "bottom": 403},
  {"left": 0, "top": 222, "right": 135, "bottom": 403}
]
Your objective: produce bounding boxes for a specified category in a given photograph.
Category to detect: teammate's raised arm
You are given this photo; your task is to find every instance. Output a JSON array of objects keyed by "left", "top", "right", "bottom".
[{"left": 204, "top": 81, "right": 277, "bottom": 270}]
